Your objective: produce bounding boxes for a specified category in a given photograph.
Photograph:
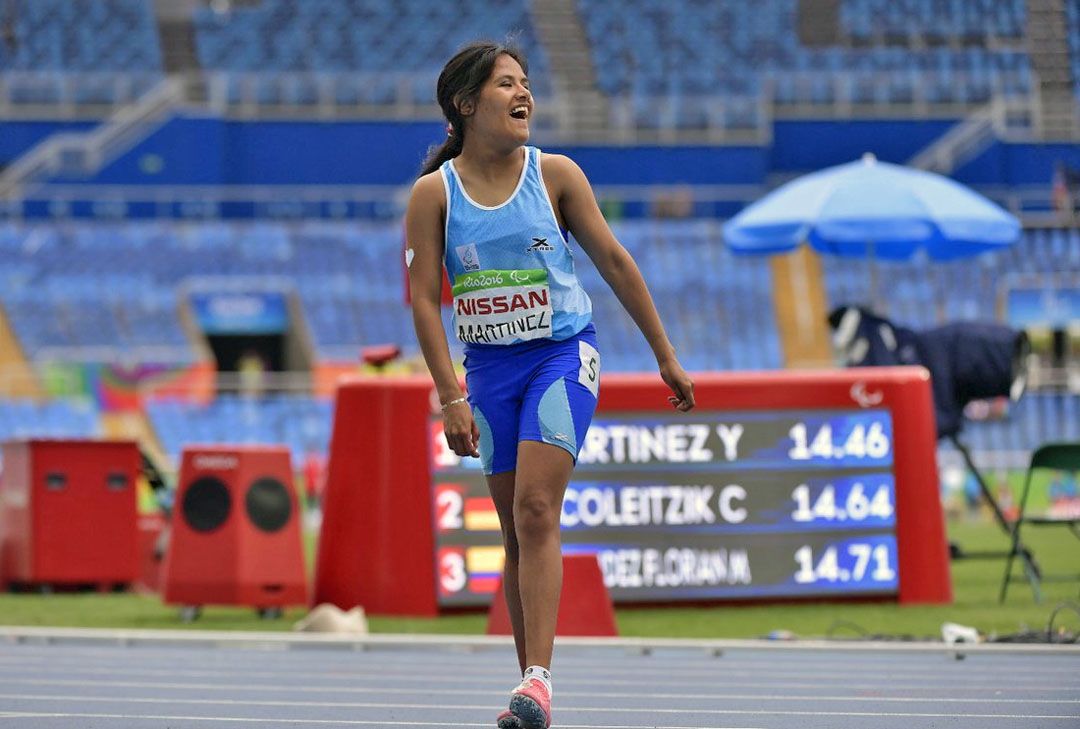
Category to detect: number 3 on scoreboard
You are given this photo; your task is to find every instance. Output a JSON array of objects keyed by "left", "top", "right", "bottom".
[{"left": 437, "top": 548, "right": 467, "bottom": 595}]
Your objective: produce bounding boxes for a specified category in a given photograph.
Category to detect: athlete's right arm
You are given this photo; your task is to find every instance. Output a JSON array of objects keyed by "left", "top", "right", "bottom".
[{"left": 405, "top": 172, "right": 479, "bottom": 458}]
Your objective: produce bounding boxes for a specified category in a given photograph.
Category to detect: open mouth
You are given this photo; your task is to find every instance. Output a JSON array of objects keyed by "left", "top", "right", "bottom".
[{"left": 510, "top": 105, "right": 529, "bottom": 120}]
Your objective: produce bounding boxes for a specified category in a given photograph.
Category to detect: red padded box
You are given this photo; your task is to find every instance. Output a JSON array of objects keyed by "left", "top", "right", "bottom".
[
  {"left": 0, "top": 439, "right": 139, "bottom": 587},
  {"left": 161, "top": 445, "right": 308, "bottom": 608}
]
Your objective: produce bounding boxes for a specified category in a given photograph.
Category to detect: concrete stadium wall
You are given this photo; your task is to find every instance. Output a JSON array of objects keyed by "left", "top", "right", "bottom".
[
  {"left": 0, "top": 120, "right": 96, "bottom": 167},
  {"left": 4, "top": 115, "right": 1074, "bottom": 191},
  {"left": 954, "top": 141, "right": 1080, "bottom": 185},
  {"left": 770, "top": 119, "right": 959, "bottom": 172},
  {"left": 26, "top": 115, "right": 771, "bottom": 187}
]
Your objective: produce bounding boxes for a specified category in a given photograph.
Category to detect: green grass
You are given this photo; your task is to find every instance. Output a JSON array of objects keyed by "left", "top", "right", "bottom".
[{"left": 1, "top": 519, "right": 1076, "bottom": 639}]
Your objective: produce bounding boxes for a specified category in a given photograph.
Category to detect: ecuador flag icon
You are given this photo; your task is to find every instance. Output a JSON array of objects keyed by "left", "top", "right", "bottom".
[{"left": 466, "top": 545, "right": 504, "bottom": 594}]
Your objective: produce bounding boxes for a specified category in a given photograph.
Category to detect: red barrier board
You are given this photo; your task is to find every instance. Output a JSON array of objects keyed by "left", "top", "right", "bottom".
[
  {"left": 315, "top": 367, "right": 951, "bottom": 616},
  {"left": 486, "top": 554, "right": 618, "bottom": 637},
  {"left": 0, "top": 439, "right": 139, "bottom": 587}
]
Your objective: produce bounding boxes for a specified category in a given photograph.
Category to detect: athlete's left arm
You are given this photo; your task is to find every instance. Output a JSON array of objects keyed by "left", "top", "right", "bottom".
[{"left": 544, "top": 153, "right": 695, "bottom": 411}]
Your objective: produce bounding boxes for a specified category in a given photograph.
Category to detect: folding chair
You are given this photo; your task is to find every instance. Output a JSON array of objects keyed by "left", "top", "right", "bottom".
[{"left": 999, "top": 443, "right": 1080, "bottom": 603}]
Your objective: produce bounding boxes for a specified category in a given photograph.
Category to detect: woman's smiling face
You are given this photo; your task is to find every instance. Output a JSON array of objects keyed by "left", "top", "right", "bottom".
[{"left": 462, "top": 53, "right": 533, "bottom": 146}]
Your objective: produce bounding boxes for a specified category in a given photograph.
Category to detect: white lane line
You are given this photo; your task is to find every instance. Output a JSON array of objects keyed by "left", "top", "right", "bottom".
[
  {"left": 0, "top": 664, "right": 1071, "bottom": 693},
  {"left": 1, "top": 692, "right": 1077, "bottom": 719},
  {"left": 4, "top": 627, "right": 1078, "bottom": 657},
  {"left": 2, "top": 644, "right": 1069, "bottom": 668},
  {"left": 0, "top": 712, "right": 764, "bottom": 729},
  {"left": 3, "top": 642, "right": 1076, "bottom": 672},
  {"left": 0, "top": 655, "right": 1069, "bottom": 686},
  {"left": 2, "top": 675, "right": 1075, "bottom": 699},
  {"left": 0, "top": 652, "right": 1071, "bottom": 686},
  {"left": 0, "top": 647, "right": 1071, "bottom": 674},
  {"left": 0, "top": 688, "right": 1076, "bottom": 708}
]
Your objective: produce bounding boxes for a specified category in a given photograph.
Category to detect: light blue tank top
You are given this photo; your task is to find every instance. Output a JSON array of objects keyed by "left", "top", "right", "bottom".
[{"left": 441, "top": 146, "right": 592, "bottom": 347}]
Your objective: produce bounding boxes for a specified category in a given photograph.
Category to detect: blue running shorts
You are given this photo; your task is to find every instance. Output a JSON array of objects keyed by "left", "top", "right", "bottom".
[{"left": 464, "top": 323, "right": 600, "bottom": 475}]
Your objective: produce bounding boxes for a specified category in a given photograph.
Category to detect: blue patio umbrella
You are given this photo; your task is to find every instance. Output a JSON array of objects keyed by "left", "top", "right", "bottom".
[{"left": 723, "top": 153, "right": 1021, "bottom": 260}]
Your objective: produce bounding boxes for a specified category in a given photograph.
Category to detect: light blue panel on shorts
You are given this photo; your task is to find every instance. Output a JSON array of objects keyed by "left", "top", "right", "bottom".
[
  {"left": 537, "top": 377, "right": 577, "bottom": 457},
  {"left": 472, "top": 405, "right": 495, "bottom": 475}
]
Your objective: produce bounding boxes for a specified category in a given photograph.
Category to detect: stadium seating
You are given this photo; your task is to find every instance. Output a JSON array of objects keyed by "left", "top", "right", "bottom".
[
  {"left": 954, "top": 391, "right": 1080, "bottom": 456},
  {"left": 840, "top": 0, "right": 1026, "bottom": 42},
  {"left": 2, "top": 222, "right": 1076, "bottom": 371},
  {"left": 0, "top": 0, "right": 162, "bottom": 104},
  {"left": 0, "top": 398, "right": 99, "bottom": 441},
  {"left": 0, "top": 223, "right": 190, "bottom": 359},
  {"left": 0, "top": 219, "right": 1075, "bottom": 462},
  {"left": 0, "top": 220, "right": 784, "bottom": 371},
  {"left": 1067, "top": 0, "right": 1080, "bottom": 114},
  {"left": 146, "top": 394, "right": 332, "bottom": 466},
  {"left": 192, "top": 0, "right": 552, "bottom": 105},
  {"left": 578, "top": 220, "right": 781, "bottom": 371},
  {"left": 0, "top": 0, "right": 1040, "bottom": 117},
  {"left": 820, "top": 227, "right": 1080, "bottom": 330},
  {"left": 3, "top": 0, "right": 161, "bottom": 71},
  {"left": 576, "top": 0, "right": 1032, "bottom": 121}
]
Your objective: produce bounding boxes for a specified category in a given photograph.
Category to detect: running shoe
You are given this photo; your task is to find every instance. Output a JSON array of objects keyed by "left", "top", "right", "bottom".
[
  {"left": 507, "top": 677, "right": 551, "bottom": 729},
  {"left": 496, "top": 709, "right": 521, "bottom": 728}
]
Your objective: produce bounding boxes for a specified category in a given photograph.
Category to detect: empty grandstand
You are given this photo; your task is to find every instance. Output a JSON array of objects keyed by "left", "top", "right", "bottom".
[{"left": 0, "top": 0, "right": 1076, "bottom": 483}]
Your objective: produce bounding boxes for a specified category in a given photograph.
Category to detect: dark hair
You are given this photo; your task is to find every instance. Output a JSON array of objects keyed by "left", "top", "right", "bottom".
[{"left": 419, "top": 40, "right": 529, "bottom": 177}]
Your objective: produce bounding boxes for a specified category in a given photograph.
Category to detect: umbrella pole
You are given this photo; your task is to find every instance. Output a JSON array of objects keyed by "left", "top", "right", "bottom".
[{"left": 868, "top": 239, "right": 880, "bottom": 311}]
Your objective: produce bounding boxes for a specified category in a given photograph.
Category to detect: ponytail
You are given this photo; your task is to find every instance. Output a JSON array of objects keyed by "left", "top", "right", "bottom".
[{"left": 420, "top": 123, "right": 465, "bottom": 177}]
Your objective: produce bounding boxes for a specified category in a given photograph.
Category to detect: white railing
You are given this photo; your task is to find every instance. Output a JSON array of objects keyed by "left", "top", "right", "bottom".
[
  {"left": 0, "top": 182, "right": 1064, "bottom": 224},
  {"left": 0, "top": 72, "right": 165, "bottom": 117},
  {"left": 0, "top": 182, "right": 766, "bottom": 220},
  {"left": 759, "top": 69, "right": 1039, "bottom": 120},
  {"left": 0, "top": 77, "right": 185, "bottom": 200},
  {"left": 29, "top": 345, "right": 196, "bottom": 365},
  {"left": 0, "top": 69, "right": 1056, "bottom": 135},
  {"left": 140, "top": 370, "right": 319, "bottom": 399},
  {"left": 908, "top": 104, "right": 997, "bottom": 173},
  {"left": 0, "top": 183, "right": 411, "bottom": 218},
  {"left": 606, "top": 95, "right": 771, "bottom": 144}
]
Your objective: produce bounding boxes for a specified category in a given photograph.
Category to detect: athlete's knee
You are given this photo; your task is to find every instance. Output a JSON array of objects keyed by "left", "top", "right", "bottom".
[{"left": 513, "top": 489, "right": 561, "bottom": 542}]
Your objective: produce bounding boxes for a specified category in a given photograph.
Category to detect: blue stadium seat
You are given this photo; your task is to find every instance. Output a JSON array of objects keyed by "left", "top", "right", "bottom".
[
  {"left": 146, "top": 394, "right": 333, "bottom": 466},
  {"left": 821, "top": 228, "right": 1074, "bottom": 338},
  {"left": 1, "top": 223, "right": 1075, "bottom": 377},
  {"left": 8, "top": 0, "right": 162, "bottom": 72},
  {"left": 193, "top": 0, "right": 552, "bottom": 102},
  {"left": 0, "top": 398, "right": 99, "bottom": 441},
  {"left": 1068, "top": 1, "right": 1080, "bottom": 113},
  {"left": 576, "top": 0, "right": 1032, "bottom": 116}
]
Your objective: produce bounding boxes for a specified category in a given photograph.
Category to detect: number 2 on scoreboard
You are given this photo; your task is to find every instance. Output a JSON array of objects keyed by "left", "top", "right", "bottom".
[{"left": 435, "top": 486, "right": 465, "bottom": 531}]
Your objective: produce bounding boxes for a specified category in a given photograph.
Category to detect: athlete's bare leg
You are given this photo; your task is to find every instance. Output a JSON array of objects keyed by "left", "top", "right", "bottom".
[
  {"left": 513, "top": 440, "right": 575, "bottom": 670},
  {"left": 487, "top": 470, "right": 526, "bottom": 673}
]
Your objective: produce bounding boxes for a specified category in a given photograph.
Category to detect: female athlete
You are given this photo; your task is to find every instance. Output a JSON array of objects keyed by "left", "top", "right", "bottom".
[{"left": 406, "top": 40, "right": 695, "bottom": 729}]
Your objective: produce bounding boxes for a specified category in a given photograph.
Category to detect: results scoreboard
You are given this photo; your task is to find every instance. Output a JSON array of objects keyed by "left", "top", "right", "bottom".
[
  {"left": 314, "top": 369, "right": 952, "bottom": 616},
  {"left": 431, "top": 410, "right": 900, "bottom": 605}
]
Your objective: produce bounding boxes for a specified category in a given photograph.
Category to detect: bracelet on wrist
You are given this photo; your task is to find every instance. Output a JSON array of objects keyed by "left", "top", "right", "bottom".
[{"left": 440, "top": 397, "right": 468, "bottom": 411}]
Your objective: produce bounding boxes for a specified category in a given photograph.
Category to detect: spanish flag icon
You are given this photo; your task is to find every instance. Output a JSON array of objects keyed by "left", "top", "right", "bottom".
[{"left": 464, "top": 497, "right": 501, "bottom": 531}]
